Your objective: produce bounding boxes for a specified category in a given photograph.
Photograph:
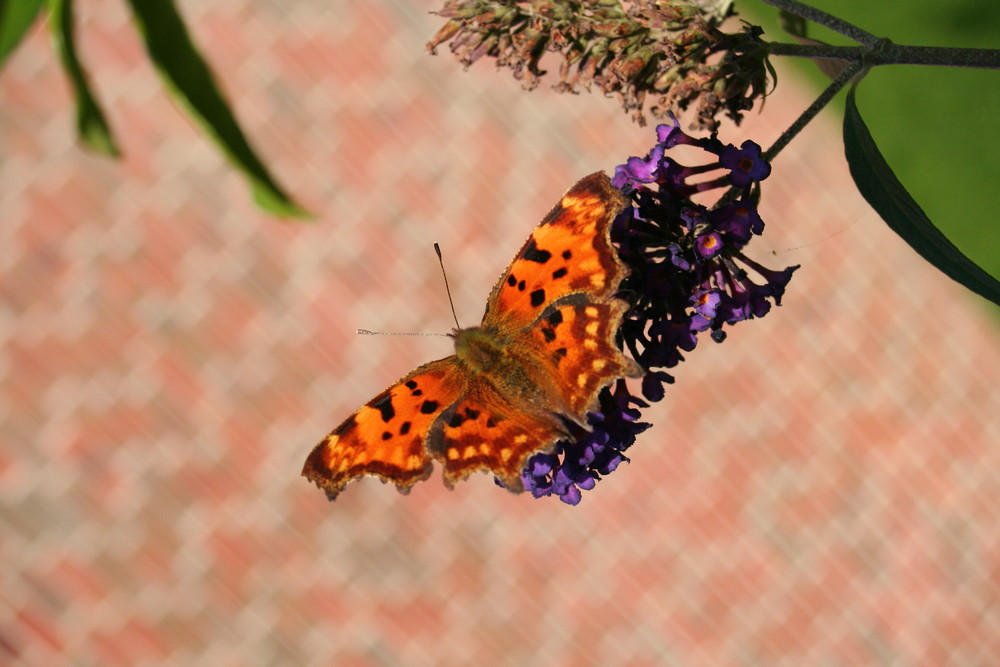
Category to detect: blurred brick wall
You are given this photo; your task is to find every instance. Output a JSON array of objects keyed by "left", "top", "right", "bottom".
[{"left": 2, "top": 1, "right": 999, "bottom": 665}]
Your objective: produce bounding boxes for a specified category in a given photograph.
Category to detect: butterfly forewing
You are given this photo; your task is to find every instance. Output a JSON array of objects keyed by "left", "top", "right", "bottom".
[{"left": 482, "top": 172, "right": 629, "bottom": 332}]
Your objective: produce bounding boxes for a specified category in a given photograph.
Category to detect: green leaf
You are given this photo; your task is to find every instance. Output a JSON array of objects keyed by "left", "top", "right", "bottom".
[
  {"left": 124, "top": 0, "right": 309, "bottom": 218},
  {"left": 843, "top": 84, "right": 1000, "bottom": 307},
  {"left": 48, "top": 0, "right": 119, "bottom": 156},
  {"left": 0, "top": 0, "right": 45, "bottom": 69}
]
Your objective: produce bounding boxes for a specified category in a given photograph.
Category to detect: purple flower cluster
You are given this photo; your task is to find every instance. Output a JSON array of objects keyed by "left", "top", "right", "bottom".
[
  {"left": 514, "top": 380, "right": 651, "bottom": 505},
  {"left": 517, "top": 118, "right": 798, "bottom": 505}
]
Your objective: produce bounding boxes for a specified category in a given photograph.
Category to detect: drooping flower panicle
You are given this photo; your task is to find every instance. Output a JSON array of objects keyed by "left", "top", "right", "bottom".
[
  {"left": 513, "top": 117, "right": 798, "bottom": 504},
  {"left": 427, "top": 0, "right": 773, "bottom": 131}
]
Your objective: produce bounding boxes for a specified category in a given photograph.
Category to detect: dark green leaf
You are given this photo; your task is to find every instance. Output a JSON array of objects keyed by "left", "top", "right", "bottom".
[
  {"left": 49, "top": 0, "right": 119, "bottom": 156},
  {"left": 125, "top": 0, "right": 309, "bottom": 218},
  {"left": 844, "top": 84, "right": 1000, "bottom": 307},
  {"left": 0, "top": 0, "right": 45, "bottom": 69}
]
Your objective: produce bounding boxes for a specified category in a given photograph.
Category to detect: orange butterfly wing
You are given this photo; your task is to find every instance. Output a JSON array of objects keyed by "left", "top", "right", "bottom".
[
  {"left": 303, "top": 172, "right": 639, "bottom": 500},
  {"left": 519, "top": 299, "right": 640, "bottom": 420},
  {"left": 428, "top": 378, "right": 569, "bottom": 492},
  {"left": 482, "top": 171, "right": 629, "bottom": 331},
  {"left": 302, "top": 359, "right": 464, "bottom": 500},
  {"left": 472, "top": 171, "right": 640, "bottom": 426}
]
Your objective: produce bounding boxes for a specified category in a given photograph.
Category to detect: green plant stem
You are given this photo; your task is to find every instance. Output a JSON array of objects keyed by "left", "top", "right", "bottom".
[
  {"left": 768, "top": 42, "right": 1000, "bottom": 69},
  {"left": 764, "top": 60, "right": 862, "bottom": 162},
  {"left": 755, "top": 0, "right": 878, "bottom": 45}
]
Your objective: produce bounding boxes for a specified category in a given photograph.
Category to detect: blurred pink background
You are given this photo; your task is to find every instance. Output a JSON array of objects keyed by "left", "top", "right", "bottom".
[{"left": 3, "top": 1, "right": 999, "bottom": 665}]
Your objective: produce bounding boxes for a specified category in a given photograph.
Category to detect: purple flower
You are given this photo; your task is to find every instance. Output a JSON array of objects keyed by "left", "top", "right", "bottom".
[
  {"left": 708, "top": 202, "right": 764, "bottom": 247},
  {"left": 515, "top": 118, "right": 796, "bottom": 504},
  {"left": 657, "top": 119, "right": 688, "bottom": 147},
  {"left": 695, "top": 231, "right": 724, "bottom": 258},
  {"left": 720, "top": 140, "right": 772, "bottom": 187},
  {"left": 520, "top": 380, "right": 650, "bottom": 505},
  {"left": 692, "top": 288, "right": 722, "bottom": 319},
  {"left": 613, "top": 144, "right": 665, "bottom": 186},
  {"left": 667, "top": 244, "right": 691, "bottom": 270}
]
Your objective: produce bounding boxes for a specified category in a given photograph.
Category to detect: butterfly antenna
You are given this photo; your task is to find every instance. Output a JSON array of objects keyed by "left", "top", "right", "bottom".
[
  {"left": 770, "top": 218, "right": 859, "bottom": 254},
  {"left": 356, "top": 329, "right": 450, "bottom": 336},
  {"left": 434, "top": 243, "right": 462, "bottom": 329}
]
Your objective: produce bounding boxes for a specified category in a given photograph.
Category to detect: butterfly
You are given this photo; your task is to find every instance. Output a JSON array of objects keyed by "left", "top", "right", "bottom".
[{"left": 302, "top": 172, "right": 642, "bottom": 500}]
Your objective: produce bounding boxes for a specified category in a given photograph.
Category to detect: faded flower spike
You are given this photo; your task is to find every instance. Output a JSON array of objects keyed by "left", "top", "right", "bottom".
[
  {"left": 427, "top": 0, "right": 774, "bottom": 130},
  {"left": 517, "top": 118, "right": 798, "bottom": 504}
]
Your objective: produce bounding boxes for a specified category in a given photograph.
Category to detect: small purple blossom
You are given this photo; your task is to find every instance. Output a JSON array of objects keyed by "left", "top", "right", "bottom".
[
  {"left": 695, "top": 232, "right": 724, "bottom": 258},
  {"left": 709, "top": 202, "right": 763, "bottom": 247},
  {"left": 720, "top": 140, "right": 772, "bottom": 187},
  {"left": 667, "top": 244, "right": 691, "bottom": 270},
  {"left": 515, "top": 117, "right": 797, "bottom": 504},
  {"left": 657, "top": 120, "right": 689, "bottom": 147},
  {"left": 615, "top": 144, "right": 665, "bottom": 185},
  {"left": 692, "top": 288, "right": 722, "bottom": 319}
]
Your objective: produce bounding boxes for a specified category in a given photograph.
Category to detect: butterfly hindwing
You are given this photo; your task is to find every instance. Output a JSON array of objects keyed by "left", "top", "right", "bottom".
[
  {"left": 302, "top": 359, "right": 464, "bottom": 500},
  {"left": 426, "top": 379, "right": 569, "bottom": 492},
  {"left": 525, "top": 300, "right": 642, "bottom": 420}
]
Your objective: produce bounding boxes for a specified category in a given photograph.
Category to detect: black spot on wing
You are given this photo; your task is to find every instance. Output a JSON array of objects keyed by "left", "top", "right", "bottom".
[
  {"left": 449, "top": 407, "right": 481, "bottom": 428},
  {"left": 522, "top": 237, "right": 552, "bottom": 263},
  {"left": 400, "top": 421, "right": 411, "bottom": 435},
  {"left": 381, "top": 431, "right": 392, "bottom": 440},
  {"left": 530, "top": 289, "right": 546, "bottom": 307},
  {"left": 552, "top": 267, "right": 568, "bottom": 279},
  {"left": 517, "top": 280, "right": 526, "bottom": 291},
  {"left": 372, "top": 393, "right": 395, "bottom": 422},
  {"left": 333, "top": 414, "right": 357, "bottom": 437},
  {"left": 562, "top": 250, "right": 572, "bottom": 260},
  {"left": 404, "top": 379, "right": 423, "bottom": 397},
  {"left": 541, "top": 327, "right": 556, "bottom": 342},
  {"left": 507, "top": 274, "right": 517, "bottom": 287},
  {"left": 420, "top": 400, "right": 440, "bottom": 415},
  {"left": 545, "top": 309, "right": 563, "bottom": 327}
]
